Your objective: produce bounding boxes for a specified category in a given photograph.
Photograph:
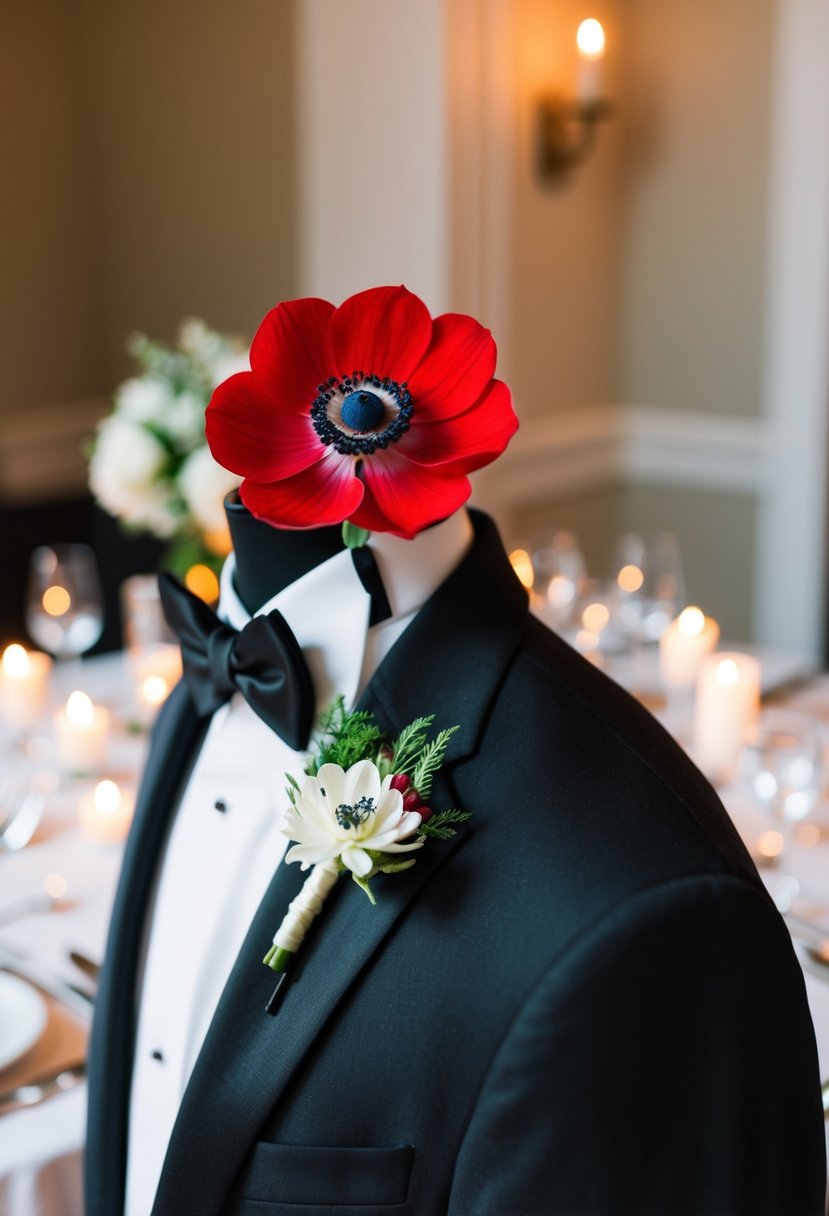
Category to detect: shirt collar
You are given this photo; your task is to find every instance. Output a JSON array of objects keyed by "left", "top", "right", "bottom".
[{"left": 217, "top": 509, "right": 474, "bottom": 711}]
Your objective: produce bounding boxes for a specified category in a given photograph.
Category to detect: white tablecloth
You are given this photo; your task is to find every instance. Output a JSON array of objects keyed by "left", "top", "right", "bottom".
[{"left": 1, "top": 651, "right": 828, "bottom": 1215}]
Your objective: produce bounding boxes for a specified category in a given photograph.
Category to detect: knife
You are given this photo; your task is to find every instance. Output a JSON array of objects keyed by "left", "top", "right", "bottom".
[
  {"left": 0, "top": 949, "right": 94, "bottom": 1021},
  {"left": 0, "top": 1061, "right": 86, "bottom": 1116}
]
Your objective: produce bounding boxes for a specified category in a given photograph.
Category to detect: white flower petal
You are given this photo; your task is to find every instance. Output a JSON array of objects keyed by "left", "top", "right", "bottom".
[
  {"left": 343, "top": 759, "right": 381, "bottom": 810},
  {"left": 315, "top": 763, "right": 346, "bottom": 810},
  {"left": 341, "top": 844, "right": 373, "bottom": 877},
  {"left": 372, "top": 788, "right": 405, "bottom": 832},
  {"left": 377, "top": 837, "right": 425, "bottom": 854},
  {"left": 285, "top": 841, "right": 341, "bottom": 869}
]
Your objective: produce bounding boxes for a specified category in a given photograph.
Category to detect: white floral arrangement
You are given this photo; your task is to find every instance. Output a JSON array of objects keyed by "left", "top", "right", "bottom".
[{"left": 88, "top": 319, "right": 247, "bottom": 573}]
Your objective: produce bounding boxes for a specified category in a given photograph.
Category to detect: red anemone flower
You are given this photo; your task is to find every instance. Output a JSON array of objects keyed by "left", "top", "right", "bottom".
[{"left": 206, "top": 285, "right": 518, "bottom": 540}]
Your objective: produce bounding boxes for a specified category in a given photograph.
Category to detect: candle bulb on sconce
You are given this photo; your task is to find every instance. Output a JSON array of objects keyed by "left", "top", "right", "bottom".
[{"left": 536, "top": 16, "right": 616, "bottom": 183}]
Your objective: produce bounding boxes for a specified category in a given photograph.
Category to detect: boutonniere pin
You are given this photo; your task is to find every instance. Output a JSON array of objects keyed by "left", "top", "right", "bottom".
[{"left": 263, "top": 697, "right": 470, "bottom": 1013}]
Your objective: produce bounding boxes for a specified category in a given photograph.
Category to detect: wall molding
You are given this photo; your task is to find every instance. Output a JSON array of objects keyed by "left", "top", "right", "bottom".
[
  {"left": 473, "top": 403, "right": 770, "bottom": 512},
  {"left": 0, "top": 397, "right": 107, "bottom": 506}
]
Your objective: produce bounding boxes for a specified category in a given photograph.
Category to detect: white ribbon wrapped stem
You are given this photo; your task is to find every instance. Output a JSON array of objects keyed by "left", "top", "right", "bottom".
[{"left": 273, "top": 861, "right": 340, "bottom": 953}]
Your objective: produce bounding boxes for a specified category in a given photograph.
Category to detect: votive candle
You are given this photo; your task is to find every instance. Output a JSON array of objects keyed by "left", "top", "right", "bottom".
[
  {"left": 55, "top": 690, "right": 110, "bottom": 773},
  {"left": 693, "top": 652, "right": 761, "bottom": 783},
  {"left": 0, "top": 644, "right": 52, "bottom": 730}
]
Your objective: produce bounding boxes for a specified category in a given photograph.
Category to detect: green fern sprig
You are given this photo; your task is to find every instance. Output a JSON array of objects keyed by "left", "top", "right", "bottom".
[
  {"left": 418, "top": 807, "right": 471, "bottom": 840},
  {"left": 412, "top": 726, "right": 459, "bottom": 798},
  {"left": 390, "top": 715, "right": 434, "bottom": 774}
]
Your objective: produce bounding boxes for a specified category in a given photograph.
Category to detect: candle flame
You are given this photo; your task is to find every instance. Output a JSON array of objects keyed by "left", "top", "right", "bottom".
[
  {"left": 577, "top": 17, "right": 605, "bottom": 58},
  {"left": 2, "top": 643, "right": 31, "bottom": 679},
  {"left": 142, "top": 674, "right": 169, "bottom": 706},
  {"left": 66, "top": 690, "right": 94, "bottom": 728},
  {"left": 582, "top": 601, "right": 610, "bottom": 633},
  {"left": 617, "top": 564, "right": 644, "bottom": 593},
  {"left": 184, "top": 563, "right": 220, "bottom": 604},
  {"left": 509, "top": 549, "right": 534, "bottom": 590},
  {"left": 757, "top": 830, "right": 784, "bottom": 860},
  {"left": 715, "top": 658, "right": 740, "bottom": 688},
  {"left": 678, "top": 606, "right": 705, "bottom": 638},
  {"left": 93, "top": 779, "right": 121, "bottom": 814},
  {"left": 43, "top": 585, "right": 72, "bottom": 616}
]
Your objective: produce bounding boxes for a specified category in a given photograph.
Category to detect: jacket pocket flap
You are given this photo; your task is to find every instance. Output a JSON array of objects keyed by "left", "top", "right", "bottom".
[{"left": 240, "top": 1141, "right": 414, "bottom": 1206}]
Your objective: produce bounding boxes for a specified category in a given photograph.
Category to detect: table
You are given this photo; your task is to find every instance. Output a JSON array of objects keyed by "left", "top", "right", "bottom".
[
  {"left": 0, "top": 654, "right": 144, "bottom": 1216},
  {"left": 1, "top": 650, "right": 828, "bottom": 1214}
]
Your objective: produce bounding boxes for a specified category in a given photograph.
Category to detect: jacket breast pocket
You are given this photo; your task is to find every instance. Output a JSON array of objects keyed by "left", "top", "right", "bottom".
[{"left": 235, "top": 1140, "right": 415, "bottom": 1215}]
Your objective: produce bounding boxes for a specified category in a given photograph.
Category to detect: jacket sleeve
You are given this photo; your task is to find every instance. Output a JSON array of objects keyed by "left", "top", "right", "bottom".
[{"left": 448, "top": 873, "right": 826, "bottom": 1216}]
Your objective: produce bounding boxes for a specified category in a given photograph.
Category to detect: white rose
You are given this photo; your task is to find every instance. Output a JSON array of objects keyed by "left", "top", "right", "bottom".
[
  {"left": 178, "top": 446, "right": 242, "bottom": 533},
  {"left": 89, "top": 417, "right": 178, "bottom": 537},
  {"left": 114, "top": 377, "right": 174, "bottom": 424},
  {"left": 164, "top": 391, "right": 207, "bottom": 449}
]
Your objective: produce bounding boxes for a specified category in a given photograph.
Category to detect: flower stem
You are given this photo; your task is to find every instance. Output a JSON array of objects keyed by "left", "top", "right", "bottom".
[{"left": 265, "top": 861, "right": 340, "bottom": 971}]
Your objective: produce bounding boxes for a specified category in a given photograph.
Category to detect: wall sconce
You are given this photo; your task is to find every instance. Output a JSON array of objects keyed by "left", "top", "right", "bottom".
[{"left": 536, "top": 18, "right": 615, "bottom": 184}]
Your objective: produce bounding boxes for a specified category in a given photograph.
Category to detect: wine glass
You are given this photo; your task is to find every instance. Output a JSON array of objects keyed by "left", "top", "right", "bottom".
[
  {"left": 742, "top": 709, "right": 824, "bottom": 911},
  {"left": 533, "top": 531, "right": 586, "bottom": 630},
  {"left": 611, "top": 531, "right": 684, "bottom": 695},
  {"left": 25, "top": 544, "right": 105, "bottom": 660},
  {"left": 612, "top": 531, "right": 684, "bottom": 644}
]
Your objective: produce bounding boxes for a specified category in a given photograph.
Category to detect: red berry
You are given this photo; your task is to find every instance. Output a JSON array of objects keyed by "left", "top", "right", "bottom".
[
  {"left": 390, "top": 773, "right": 410, "bottom": 793},
  {"left": 403, "top": 790, "right": 421, "bottom": 812},
  {"left": 417, "top": 805, "right": 433, "bottom": 824}
]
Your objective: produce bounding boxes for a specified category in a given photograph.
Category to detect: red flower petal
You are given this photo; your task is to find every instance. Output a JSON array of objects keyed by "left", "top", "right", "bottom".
[
  {"left": 407, "top": 313, "right": 497, "bottom": 421},
  {"left": 240, "top": 452, "right": 363, "bottom": 530},
  {"left": 250, "top": 297, "right": 336, "bottom": 410},
  {"left": 352, "top": 450, "right": 472, "bottom": 539},
  {"left": 401, "top": 380, "right": 518, "bottom": 470},
  {"left": 206, "top": 372, "right": 323, "bottom": 480},
  {"left": 328, "top": 286, "right": 432, "bottom": 382}
]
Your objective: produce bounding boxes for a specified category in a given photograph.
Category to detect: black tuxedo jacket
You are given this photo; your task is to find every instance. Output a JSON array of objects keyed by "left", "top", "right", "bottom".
[{"left": 86, "top": 512, "right": 826, "bottom": 1215}]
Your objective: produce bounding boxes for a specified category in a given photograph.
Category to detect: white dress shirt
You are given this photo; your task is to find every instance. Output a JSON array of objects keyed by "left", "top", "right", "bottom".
[{"left": 124, "top": 509, "right": 474, "bottom": 1216}]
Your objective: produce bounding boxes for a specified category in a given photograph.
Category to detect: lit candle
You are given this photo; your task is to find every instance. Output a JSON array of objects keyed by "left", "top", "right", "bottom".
[
  {"left": 54, "top": 690, "right": 110, "bottom": 773},
  {"left": 0, "top": 644, "right": 52, "bottom": 730},
  {"left": 129, "top": 643, "right": 183, "bottom": 725},
  {"left": 692, "top": 652, "right": 761, "bottom": 783},
  {"left": 79, "top": 779, "right": 134, "bottom": 844},
  {"left": 576, "top": 17, "right": 606, "bottom": 105},
  {"left": 509, "top": 548, "right": 534, "bottom": 596},
  {"left": 659, "top": 607, "right": 721, "bottom": 690}
]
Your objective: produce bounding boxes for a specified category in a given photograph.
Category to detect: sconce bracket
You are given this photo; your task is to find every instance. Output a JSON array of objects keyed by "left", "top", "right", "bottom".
[{"left": 536, "top": 95, "right": 615, "bottom": 184}]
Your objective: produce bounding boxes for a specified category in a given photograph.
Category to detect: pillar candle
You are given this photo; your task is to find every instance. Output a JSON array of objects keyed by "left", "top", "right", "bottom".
[
  {"left": 79, "top": 779, "right": 134, "bottom": 844},
  {"left": 54, "top": 690, "right": 110, "bottom": 773},
  {"left": 692, "top": 652, "right": 761, "bottom": 783},
  {"left": 659, "top": 607, "right": 721, "bottom": 690},
  {"left": 0, "top": 644, "right": 52, "bottom": 730}
]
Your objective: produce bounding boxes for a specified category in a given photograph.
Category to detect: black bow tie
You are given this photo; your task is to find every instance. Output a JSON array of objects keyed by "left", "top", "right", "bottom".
[{"left": 158, "top": 572, "right": 315, "bottom": 752}]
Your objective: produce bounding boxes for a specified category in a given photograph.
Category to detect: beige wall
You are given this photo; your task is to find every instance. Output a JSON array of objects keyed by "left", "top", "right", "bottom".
[
  {"left": 0, "top": 1, "right": 103, "bottom": 415},
  {"left": 507, "top": 0, "right": 627, "bottom": 420},
  {"left": 616, "top": 0, "right": 775, "bottom": 419},
  {"left": 1, "top": 0, "right": 298, "bottom": 422}
]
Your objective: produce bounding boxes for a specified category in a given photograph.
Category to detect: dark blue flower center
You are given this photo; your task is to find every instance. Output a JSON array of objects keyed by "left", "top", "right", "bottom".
[
  {"left": 310, "top": 372, "right": 414, "bottom": 457},
  {"left": 341, "top": 390, "right": 384, "bottom": 433},
  {"left": 335, "top": 795, "right": 375, "bottom": 830}
]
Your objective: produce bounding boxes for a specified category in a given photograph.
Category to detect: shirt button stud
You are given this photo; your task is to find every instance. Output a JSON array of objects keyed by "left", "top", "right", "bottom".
[{"left": 214, "top": 798, "right": 228, "bottom": 813}]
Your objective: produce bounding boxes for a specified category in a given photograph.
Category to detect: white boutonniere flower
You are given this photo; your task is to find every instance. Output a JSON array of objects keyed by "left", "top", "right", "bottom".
[{"left": 263, "top": 698, "right": 471, "bottom": 1012}]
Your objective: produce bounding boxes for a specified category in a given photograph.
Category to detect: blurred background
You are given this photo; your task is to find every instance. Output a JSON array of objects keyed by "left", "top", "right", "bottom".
[{"left": 2, "top": 0, "right": 828, "bottom": 659}]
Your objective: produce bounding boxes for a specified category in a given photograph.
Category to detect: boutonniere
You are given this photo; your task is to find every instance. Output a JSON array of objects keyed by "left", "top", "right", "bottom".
[{"left": 263, "top": 697, "right": 470, "bottom": 1012}]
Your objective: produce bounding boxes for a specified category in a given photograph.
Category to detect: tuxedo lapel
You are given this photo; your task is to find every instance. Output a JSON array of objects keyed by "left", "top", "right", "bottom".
[
  {"left": 151, "top": 511, "right": 529, "bottom": 1216},
  {"left": 86, "top": 682, "right": 206, "bottom": 1216}
]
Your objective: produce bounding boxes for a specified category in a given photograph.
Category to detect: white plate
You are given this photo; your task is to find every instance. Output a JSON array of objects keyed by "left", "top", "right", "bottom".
[{"left": 0, "top": 972, "right": 47, "bottom": 1071}]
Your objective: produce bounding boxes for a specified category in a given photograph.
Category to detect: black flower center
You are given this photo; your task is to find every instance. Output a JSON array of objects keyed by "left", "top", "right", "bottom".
[
  {"left": 335, "top": 795, "right": 375, "bottom": 830},
  {"left": 311, "top": 372, "right": 413, "bottom": 456}
]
